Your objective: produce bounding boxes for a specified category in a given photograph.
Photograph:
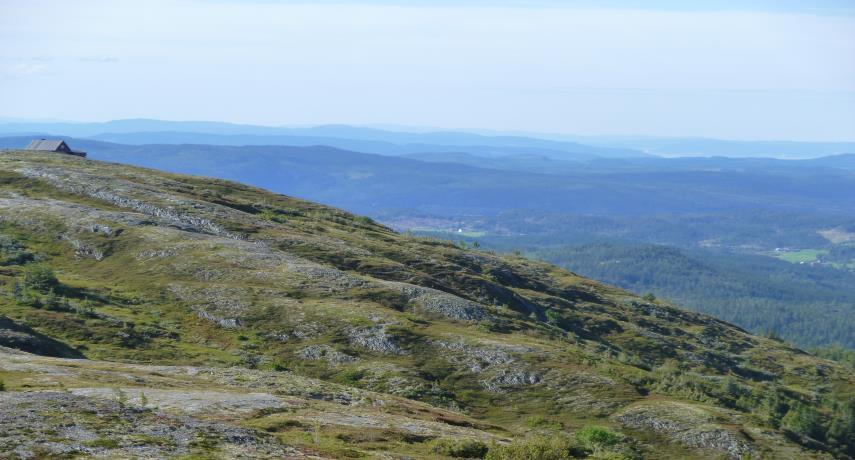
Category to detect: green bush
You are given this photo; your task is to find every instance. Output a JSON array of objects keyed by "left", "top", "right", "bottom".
[
  {"left": 354, "top": 216, "right": 375, "bottom": 226},
  {"left": 85, "top": 438, "right": 120, "bottom": 449},
  {"left": 335, "top": 369, "right": 366, "bottom": 385},
  {"left": 545, "top": 309, "right": 562, "bottom": 327},
  {"left": 429, "top": 438, "right": 489, "bottom": 458},
  {"left": 587, "top": 452, "right": 630, "bottom": 460},
  {"left": 575, "top": 426, "right": 623, "bottom": 449},
  {"left": 781, "top": 403, "right": 824, "bottom": 440},
  {"left": 525, "top": 416, "right": 563, "bottom": 431},
  {"left": 23, "top": 264, "right": 59, "bottom": 292},
  {"left": 0, "top": 235, "right": 34, "bottom": 266},
  {"left": 0, "top": 379, "right": 5, "bottom": 391},
  {"left": 485, "top": 436, "right": 585, "bottom": 460},
  {"left": 828, "top": 397, "right": 855, "bottom": 456}
]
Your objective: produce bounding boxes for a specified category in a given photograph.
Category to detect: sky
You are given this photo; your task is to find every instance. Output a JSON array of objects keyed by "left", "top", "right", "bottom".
[{"left": 1, "top": 0, "right": 854, "bottom": 140}]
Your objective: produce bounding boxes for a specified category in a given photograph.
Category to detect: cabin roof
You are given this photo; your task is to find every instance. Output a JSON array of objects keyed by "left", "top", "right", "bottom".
[{"left": 25, "top": 139, "right": 67, "bottom": 151}]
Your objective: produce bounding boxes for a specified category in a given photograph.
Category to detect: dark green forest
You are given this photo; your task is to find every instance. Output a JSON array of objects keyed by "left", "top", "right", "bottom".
[{"left": 504, "top": 242, "right": 855, "bottom": 348}]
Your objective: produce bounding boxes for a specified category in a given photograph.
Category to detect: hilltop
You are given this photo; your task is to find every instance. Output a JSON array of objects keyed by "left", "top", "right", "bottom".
[{"left": 0, "top": 151, "right": 853, "bottom": 459}]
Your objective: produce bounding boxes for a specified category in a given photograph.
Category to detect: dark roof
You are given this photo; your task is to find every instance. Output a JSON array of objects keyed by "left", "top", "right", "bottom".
[{"left": 25, "top": 139, "right": 67, "bottom": 151}]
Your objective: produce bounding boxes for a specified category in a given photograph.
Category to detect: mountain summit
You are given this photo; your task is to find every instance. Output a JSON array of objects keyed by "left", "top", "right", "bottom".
[{"left": 0, "top": 150, "right": 852, "bottom": 459}]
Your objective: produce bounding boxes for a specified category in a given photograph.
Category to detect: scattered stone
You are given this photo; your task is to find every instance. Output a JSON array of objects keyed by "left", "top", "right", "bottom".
[
  {"left": 433, "top": 340, "right": 515, "bottom": 373},
  {"left": 480, "top": 367, "right": 541, "bottom": 393},
  {"left": 347, "top": 325, "right": 406, "bottom": 355},
  {"left": 61, "top": 235, "right": 106, "bottom": 260},
  {"left": 0, "top": 391, "right": 305, "bottom": 459},
  {"left": 383, "top": 281, "right": 489, "bottom": 322},
  {"left": 297, "top": 345, "right": 358, "bottom": 364},
  {"left": 614, "top": 402, "right": 754, "bottom": 460}
]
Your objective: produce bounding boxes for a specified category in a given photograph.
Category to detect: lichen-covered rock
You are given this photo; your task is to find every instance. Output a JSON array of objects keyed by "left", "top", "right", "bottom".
[
  {"left": 480, "top": 367, "right": 542, "bottom": 393},
  {"left": 297, "top": 344, "right": 358, "bottom": 364},
  {"left": 614, "top": 402, "right": 754, "bottom": 459},
  {"left": 382, "top": 281, "right": 489, "bottom": 321},
  {"left": 346, "top": 325, "right": 406, "bottom": 355},
  {"left": 433, "top": 340, "right": 516, "bottom": 373},
  {"left": 17, "top": 167, "right": 246, "bottom": 240},
  {"left": 61, "top": 235, "right": 107, "bottom": 260},
  {"left": 431, "top": 340, "right": 542, "bottom": 393},
  {"left": 169, "top": 284, "right": 248, "bottom": 328},
  {"left": 70, "top": 388, "right": 289, "bottom": 417},
  {"left": 0, "top": 391, "right": 305, "bottom": 459}
]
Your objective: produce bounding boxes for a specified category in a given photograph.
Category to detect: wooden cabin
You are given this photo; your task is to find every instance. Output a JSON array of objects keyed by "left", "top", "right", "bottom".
[{"left": 25, "top": 139, "right": 87, "bottom": 158}]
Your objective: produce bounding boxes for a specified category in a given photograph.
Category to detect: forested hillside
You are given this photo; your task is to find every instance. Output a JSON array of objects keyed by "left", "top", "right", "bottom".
[{"left": 519, "top": 243, "right": 855, "bottom": 348}]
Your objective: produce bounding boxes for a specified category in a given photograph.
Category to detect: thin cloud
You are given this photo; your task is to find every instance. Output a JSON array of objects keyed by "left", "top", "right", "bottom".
[
  {"left": 79, "top": 56, "right": 119, "bottom": 63},
  {"left": 2, "top": 63, "right": 49, "bottom": 79}
]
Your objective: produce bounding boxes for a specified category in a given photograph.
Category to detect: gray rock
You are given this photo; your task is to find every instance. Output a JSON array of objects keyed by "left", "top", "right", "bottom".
[
  {"left": 347, "top": 325, "right": 406, "bottom": 355},
  {"left": 433, "top": 340, "right": 515, "bottom": 373},
  {"left": 614, "top": 403, "right": 754, "bottom": 460},
  {"left": 480, "top": 367, "right": 541, "bottom": 393},
  {"left": 0, "top": 391, "right": 304, "bottom": 459},
  {"left": 383, "top": 281, "right": 489, "bottom": 322},
  {"left": 61, "top": 235, "right": 106, "bottom": 260},
  {"left": 297, "top": 345, "right": 358, "bottom": 364}
]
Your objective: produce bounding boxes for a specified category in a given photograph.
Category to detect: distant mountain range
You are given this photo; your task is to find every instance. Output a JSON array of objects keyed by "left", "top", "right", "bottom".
[
  {"left": 0, "top": 119, "right": 645, "bottom": 161},
  {"left": 2, "top": 118, "right": 853, "bottom": 159},
  {"left": 567, "top": 135, "right": 855, "bottom": 159},
  {"left": 1, "top": 136, "right": 853, "bottom": 217}
]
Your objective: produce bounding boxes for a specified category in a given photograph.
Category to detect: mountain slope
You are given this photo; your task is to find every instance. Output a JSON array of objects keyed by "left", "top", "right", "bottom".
[{"left": 0, "top": 151, "right": 853, "bottom": 459}]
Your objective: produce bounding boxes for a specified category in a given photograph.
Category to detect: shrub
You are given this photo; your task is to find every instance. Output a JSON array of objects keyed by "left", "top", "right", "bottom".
[
  {"left": 354, "top": 216, "right": 375, "bottom": 226},
  {"left": 587, "top": 452, "right": 630, "bottom": 460},
  {"left": 575, "top": 426, "right": 623, "bottom": 449},
  {"left": 429, "top": 438, "right": 489, "bottom": 458},
  {"left": 335, "top": 369, "right": 366, "bottom": 385},
  {"left": 262, "top": 419, "right": 306, "bottom": 432},
  {"left": 0, "top": 235, "right": 34, "bottom": 266},
  {"left": 0, "top": 379, "right": 5, "bottom": 391},
  {"left": 85, "top": 438, "right": 120, "bottom": 449},
  {"left": 782, "top": 403, "right": 824, "bottom": 441},
  {"left": 545, "top": 309, "right": 563, "bottom": 327},
  {"left": 271, "top": 360, "right": 290, "bottom": 372},
  {"left": 485, "top": 436, "right": 585, "bottom": 460},
  {"left": 828, "top": 397, "right": 855, "bottom": 456},
  {"left": 525, "top": 416, "right": 563, "bottom": 431},
  {"left": 23, "top": 265, "right": 58, "bottom": 292}
]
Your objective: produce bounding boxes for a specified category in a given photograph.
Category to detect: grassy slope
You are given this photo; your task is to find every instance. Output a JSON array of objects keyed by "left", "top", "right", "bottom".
[{"left": 0, "top": 151, "right": 852, "bottom": 459}]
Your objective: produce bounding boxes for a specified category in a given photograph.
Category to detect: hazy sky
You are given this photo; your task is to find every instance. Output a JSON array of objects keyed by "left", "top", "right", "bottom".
[{"left": 1, "top": 0, "right": 854, "bottom": 140}]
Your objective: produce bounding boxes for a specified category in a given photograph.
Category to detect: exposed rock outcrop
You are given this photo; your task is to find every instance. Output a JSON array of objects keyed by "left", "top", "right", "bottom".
[{"left": 297, "top": 344, "right": 358, "bottom": 364}]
